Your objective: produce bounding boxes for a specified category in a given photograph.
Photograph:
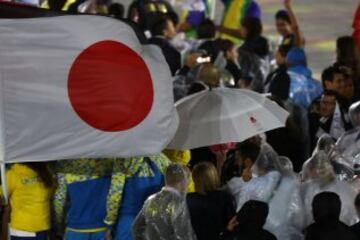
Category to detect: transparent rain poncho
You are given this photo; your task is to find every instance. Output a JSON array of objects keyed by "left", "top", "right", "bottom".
[
  {"left": 234, "top": 146, "right": 304, "bottom": 240},
  {"left": 306, "top": 135, "right": 354, "bottom": 181},
  {"left": 301, "top": 150, "right": 358, "bottom": 227},
  {"left": 132, "top": 165, "right": 197, "bottom": 240},
  {"left": 313, "top": 134, "right": 335, "bottom": 155},
  {"left": 350, "top": 101, "right": 360, "bottom": 127},
  {"left": 336, "top": 101, "right": 360, "bottom": 158},
  {"left": 278, "top": 156, "right": 294, "bottom": 173},
  {"left": 350, "top": 153, "right": 360, "bottom": 193}
]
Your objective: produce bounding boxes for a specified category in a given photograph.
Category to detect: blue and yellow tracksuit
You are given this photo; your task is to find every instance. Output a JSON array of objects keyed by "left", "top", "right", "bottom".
[
  {"left": 106, "top": 154, "right": 170, "bottom": 240},
  {"left": 54, "top": 158, "right": 116, "bottom": 238},
  {"left": 54, "top": 154, "right": 170, "bottom": 240}
]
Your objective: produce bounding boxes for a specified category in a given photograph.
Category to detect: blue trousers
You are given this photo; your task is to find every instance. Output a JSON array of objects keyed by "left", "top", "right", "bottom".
[{"left": 64, "top": 230, "right": 106, "bottom": 240}]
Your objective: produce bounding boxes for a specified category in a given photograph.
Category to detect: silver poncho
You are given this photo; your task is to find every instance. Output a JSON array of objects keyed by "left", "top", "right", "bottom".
[{"left": 132, "top": 187, "right": 197, "bottom": 240}]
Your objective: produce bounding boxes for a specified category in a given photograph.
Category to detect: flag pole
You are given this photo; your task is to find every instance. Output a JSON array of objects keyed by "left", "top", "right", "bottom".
[
  {"left": 0, "top": 162, "right": 9, "bottom": 240},
  {"left": 1, "top": 162, "right": 7, "bottom": 204},
  {"left": 0, "top": 73, "right": 9, "bottom": 239}
]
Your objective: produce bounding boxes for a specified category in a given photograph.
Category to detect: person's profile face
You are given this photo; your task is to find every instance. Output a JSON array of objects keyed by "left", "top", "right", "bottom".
[
  {"left": 276, "top": 19, "right": 291, "bottom": 37},
  {"left": 164, "top": 20, "right": 177, "bottom": 40},
  {"left": 333, "top": 73, "right": 345, "bottom": 94},
  {"left": 275, "top": 50, "right": 286, "bottom": 65},
  {"left": 240, "top": 26, "right": 248, "bottom": 39},
  {"left": 342, "top": 75, "right": 354, "bottom": 100},
  {"left": 129, "top": 8, "right": 139, "bottom": 23},
  {"left": 325, "top": 73, "right": 345, "bottom": 94},
  {"left": 243, "top": 158, "right": 253, "bottom": 168},
  {"left": 226, "top": 47, "right": 238, "bottom": 61},
  {"left": 320, "top": 95, "right": 336, "bottom": 118}
]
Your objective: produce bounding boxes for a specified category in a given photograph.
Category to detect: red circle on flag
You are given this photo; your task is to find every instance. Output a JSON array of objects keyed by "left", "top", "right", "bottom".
[{"left": 68, "top": 40, "right": 154, "bottom": 132}]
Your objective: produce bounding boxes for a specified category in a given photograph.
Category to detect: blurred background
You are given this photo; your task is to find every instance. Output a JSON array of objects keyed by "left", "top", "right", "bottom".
[{"left": 119, "top": 0, "right": 358, "bottom": 79}]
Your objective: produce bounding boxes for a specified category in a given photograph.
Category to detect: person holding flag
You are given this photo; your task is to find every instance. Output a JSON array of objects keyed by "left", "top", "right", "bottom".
[{"left": 217, "top": 0, "right": 261, "bottom": 43}]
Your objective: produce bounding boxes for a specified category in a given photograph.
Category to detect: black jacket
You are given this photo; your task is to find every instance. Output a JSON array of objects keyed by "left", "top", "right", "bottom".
[
  {"left": 305, "top": 221, "right": 357, "bottom": 240},
  {"left": 187, "top": 190, "right": 236, "bottom": 240},
  {"left": 351, "top": 222, "right": 360, "bottom": 239},
  {"left": 226, "top": 61, "right": 242, "bottom": 85},
  {"left": 308, "top": 112, "right": 333, "bottom": 152},
  {"left": 225, "top": 230, "right": 277, "bottom": 240},
  {"left": 148, "top": 37, "right": 181, "bottom": 76}
]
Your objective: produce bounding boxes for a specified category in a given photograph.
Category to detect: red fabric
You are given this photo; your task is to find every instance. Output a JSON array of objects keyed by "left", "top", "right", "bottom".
[
  {"left": 209, "top": 143, "right": 236, "bottom": 154},
  {"left": 354, "top": 4, "right": 360, "bottom": 30},
  {"left": 353, "top": 4, "right": 360, "bottom": 51}
]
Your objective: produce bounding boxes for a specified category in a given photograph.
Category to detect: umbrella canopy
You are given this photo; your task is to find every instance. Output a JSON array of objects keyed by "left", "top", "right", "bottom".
[{"left": 168, "top": 88, "right": 289, "bottom": 150}]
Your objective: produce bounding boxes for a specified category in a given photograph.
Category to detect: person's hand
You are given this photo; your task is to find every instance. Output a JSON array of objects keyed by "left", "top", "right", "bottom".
[
  {"left": 185, "top": 53, "right": 201, "bottom": 68},
  {"left": 105, "top": 229, "right": 112, "bottom": 240},
  {"left": 242, "top": 167, "right": 252, "bottom": 182},
  {"left": 177, "top": 22, "right": 192, "bottom": 33},
  {"left": 284, "top": 0, "right": 292, "bottom": 8},
  {"left": 227, "top": 216, "right": 238, "bottom": 232}
]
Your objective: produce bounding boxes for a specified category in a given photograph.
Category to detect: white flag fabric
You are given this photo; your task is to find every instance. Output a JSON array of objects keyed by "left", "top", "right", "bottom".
[{"left": 0, "top": 15, "right": 178, "bottom": 163}]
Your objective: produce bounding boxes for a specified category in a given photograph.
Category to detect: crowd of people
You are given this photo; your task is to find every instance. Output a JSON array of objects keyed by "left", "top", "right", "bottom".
[{"left": 2, "top": 0, "right": 360, "bottom": 240}]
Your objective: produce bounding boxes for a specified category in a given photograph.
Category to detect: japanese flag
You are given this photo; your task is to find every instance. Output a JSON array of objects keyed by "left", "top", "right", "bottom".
[{"left": 0, "top": 15, "right": 179, "bottom": 163}]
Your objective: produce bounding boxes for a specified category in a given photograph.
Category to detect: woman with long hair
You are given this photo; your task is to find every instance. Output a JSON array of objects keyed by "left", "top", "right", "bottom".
[
  {"left": 187, "top": 162, "right": 236, "bottom": 240},
  {"left": 2, "top": 162, "right": 54, "bottom": 240}
]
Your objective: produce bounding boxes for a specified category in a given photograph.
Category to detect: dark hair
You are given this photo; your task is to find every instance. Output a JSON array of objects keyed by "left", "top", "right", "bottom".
[
  {"left": 219, "top": 39, "right": 235, "bottom": 53},
  {"left": 48, "top": 0, "right": 67, "bottom": 11},
  {"left": 321, "top": 66, "right": 343, "bottom": 88},
  {"left": 127, "top": 0, "right": 140, "bottom": 20},
  {"left": 167, "top": 11, "right": 179, "bottom": 26},
  {"left": 269, "top": 71, "right": 291, "bottom": 100},
  {"left": 150, "top": 15, "right": 170, "bottom": 37},
  {"left": 241, "top": 16, "right": 263, "bottom": 40},
  {"left": 198, "top": 39, "right": 224, "bottom": 63},
  {"left": 336, "top": 36, "right": 357, "bottom": 66},
  {"left": 23, "top": 162, "right": 53, "bottom": 188},
  {"left": 275, "top": 10, "right": 291, "bottom": 23},
  {"left": 312, "top": 192, "right": 341, "bottom": 223},
  {"left": 240, "top": 75, "right": 253, "bottom": 86},
  {"left": 197, "top": 19, "right": 216, "bottom": 39},
  {"left": 355, "top": 193, "right": 360, "bottom": 207},
  {"left": 108, "top": 3, "right": 125, "bottom": 20},
  {"left": 235, "top": 139, "right": 261, "bottom": 163},
  {"left": 236, "top": 200, "right": 269, "bottom": 230}
]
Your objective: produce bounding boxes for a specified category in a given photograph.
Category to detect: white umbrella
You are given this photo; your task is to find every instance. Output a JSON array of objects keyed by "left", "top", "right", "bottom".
[{"left": 168, "top": 88, "right": 289, "bottom": 150}]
